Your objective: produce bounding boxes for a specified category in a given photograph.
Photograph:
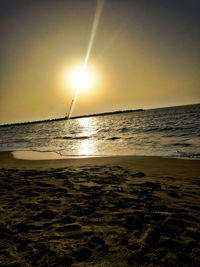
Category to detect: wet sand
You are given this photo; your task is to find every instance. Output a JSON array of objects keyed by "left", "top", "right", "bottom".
[{"left": 0, "top": 151, "right": 200, "bottom": 266}]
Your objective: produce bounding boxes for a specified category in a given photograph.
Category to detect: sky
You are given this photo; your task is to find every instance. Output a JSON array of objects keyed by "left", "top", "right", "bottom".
[{"left": 0, "top": 0, "right": 200, "bottom": 124}]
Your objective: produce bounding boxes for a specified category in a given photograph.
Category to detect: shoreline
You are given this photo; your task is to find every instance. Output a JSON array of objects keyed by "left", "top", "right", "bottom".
[
  {"left": 0, "top": 150, "right": 199, "bottom": 266},
  {"left": 12, "top": 150, "right": 200, "bottom": 161},
  {"left": 0, "top": 151, "right": 199, "bottom": 177}
]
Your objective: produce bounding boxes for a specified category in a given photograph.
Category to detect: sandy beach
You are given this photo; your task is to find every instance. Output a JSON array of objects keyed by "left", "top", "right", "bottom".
[{"left": 0, "top": 151, "right": 200, "bottom": 266}]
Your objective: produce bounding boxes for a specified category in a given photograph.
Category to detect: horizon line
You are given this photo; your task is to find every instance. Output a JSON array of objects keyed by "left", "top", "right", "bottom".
[{"left": 0, "top": 102, "right": 199, "bottom": 127}]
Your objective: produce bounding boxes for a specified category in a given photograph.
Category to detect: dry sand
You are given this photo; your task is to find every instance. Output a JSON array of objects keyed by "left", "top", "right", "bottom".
[{"left": 0, "top": 151, "right": 200, "bottom": 266}]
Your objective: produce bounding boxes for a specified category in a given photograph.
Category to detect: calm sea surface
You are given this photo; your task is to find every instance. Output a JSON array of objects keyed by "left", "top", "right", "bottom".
[{"left": 0, "top": 104, "right": 199, "bottom": 158}]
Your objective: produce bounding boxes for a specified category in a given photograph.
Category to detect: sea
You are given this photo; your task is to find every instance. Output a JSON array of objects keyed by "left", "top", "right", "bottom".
[{"left": 0, "top": 104, "right": 199, "bottom": 159}]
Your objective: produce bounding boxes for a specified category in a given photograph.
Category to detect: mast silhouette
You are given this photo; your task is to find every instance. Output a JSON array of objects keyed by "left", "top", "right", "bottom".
[{"left": 67, "top": 98, "right": 74, "bottom": 119}]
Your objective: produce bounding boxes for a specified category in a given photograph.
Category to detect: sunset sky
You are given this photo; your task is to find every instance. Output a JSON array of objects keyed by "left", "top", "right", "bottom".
[{"left": 0, "top": 0, "right": 199, "bottom": 124}]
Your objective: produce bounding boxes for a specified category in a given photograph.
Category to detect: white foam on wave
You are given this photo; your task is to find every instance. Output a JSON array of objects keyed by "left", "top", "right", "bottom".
[
  {"left": 12, "top": 150, "right": 98, "bottom": 160},
  {"left": 12, "top": 151, "right": 71, "bottom": 160}
]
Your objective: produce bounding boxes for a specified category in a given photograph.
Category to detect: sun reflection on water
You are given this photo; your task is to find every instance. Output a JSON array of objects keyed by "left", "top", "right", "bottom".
[
  {"left": 79, "top": 138, "right": 95, "bottom": 155},
  {"left": 77, "top": 117, "right": 98, "bottom": 136},
  {"left": 76, "top": 117, "right": 98, "bottom": 155}
]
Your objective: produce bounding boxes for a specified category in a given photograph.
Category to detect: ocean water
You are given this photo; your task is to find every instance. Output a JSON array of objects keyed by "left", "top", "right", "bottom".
[{"left": 0, "top": 104, "right": 199, "bottom": 158}]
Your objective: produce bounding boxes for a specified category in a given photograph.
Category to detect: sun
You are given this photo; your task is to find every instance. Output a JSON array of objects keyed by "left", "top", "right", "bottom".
[{"left": 66, "top": 66, "right": 96, "bottom": 93}]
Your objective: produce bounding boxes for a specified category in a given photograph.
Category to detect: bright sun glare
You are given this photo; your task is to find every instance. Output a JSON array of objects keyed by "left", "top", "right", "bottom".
[{"left": 67, "top": 66, "right": 96, "bottom": 93}]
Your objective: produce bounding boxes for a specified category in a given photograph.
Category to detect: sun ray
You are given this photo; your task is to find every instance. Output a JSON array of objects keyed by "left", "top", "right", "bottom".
[{"left": 68, "top": 0, "right": 104, "bottom": 119}]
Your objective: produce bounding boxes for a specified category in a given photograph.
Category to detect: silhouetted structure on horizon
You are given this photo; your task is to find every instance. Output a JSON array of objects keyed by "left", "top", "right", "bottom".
[{"left": 0, "top": 109, "right": 144, "bottom": 127}]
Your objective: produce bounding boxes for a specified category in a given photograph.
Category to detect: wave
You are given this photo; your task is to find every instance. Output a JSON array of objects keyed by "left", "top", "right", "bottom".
[
  {"left": 107, "top": 137, "right": 121, "bottom": 140},
  {"left": 171, "top": 142, "right": 191, "bottom": 147},
  {"left": 98, "top": 129, "right": 110, "bottom": 133},
  {"left": 55, "top": 136, "right": 91, "bottom": 140},
  {"left": 177, "top": 151, "right": 200, "bottom": 158},
  {"left": 145, "top": 126, "right": 195, "bottom": 133},
  {"left": 118, "top": 127, "right": 129, "bottom": 133},
  {"left": 0, "top": 138, "right": 32, "bottom": 144}
]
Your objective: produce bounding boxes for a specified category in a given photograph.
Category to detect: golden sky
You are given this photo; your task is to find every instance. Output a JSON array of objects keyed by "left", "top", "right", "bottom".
[{"left": 0, "top": 0, "right": 199, "bottom": 124}]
